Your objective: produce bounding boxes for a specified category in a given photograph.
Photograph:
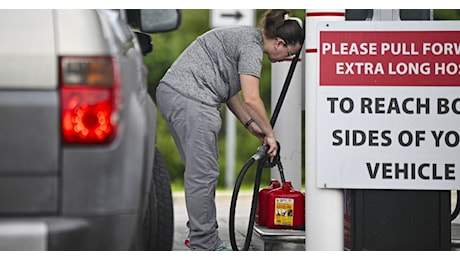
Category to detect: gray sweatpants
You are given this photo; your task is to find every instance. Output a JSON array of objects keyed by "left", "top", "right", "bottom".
[{"left": 156, "top": 83, "right": 223, "bottom": 250}]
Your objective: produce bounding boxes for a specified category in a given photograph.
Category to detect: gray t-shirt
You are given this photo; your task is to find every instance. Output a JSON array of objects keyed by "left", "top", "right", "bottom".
[{"left": 159, "top": 26, "right": 263, "bottom": 107}]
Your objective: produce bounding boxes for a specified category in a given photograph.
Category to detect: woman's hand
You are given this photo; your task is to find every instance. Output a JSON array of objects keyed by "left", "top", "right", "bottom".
[{"left": 263, "top": 134, "right": 278, "bottom": 161}]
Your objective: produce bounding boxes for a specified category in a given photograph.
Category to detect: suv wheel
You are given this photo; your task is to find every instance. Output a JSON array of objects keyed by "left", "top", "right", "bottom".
[{"left": 143, "top": 148, "right": 174, "bottom": 250}]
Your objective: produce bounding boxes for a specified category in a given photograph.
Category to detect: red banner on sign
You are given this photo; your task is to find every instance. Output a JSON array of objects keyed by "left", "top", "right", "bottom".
[{"left": 319, "top": 31, "right": 460, "bottom": 86}]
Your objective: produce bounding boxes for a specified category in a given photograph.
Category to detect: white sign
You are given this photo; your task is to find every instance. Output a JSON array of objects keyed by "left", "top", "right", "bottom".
[
  {"left": 316, "top": 21, "right": 460, "bottom": 190},
  {"left": 211, "top": 9, "right": 255, "bottom": 28}
]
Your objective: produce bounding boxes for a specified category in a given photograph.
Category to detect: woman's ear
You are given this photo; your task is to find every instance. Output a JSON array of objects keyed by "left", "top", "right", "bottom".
[
  {"left": 275, "top": 37, "right": 285, "bottom": 46},
  {"left": 273, "top": 38, "right": 284, "bottom": 51}
]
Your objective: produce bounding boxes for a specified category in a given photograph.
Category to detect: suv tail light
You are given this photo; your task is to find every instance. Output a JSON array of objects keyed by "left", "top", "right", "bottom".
[{"left": 59, "top": 56, "right": 121, "bottom": 144}]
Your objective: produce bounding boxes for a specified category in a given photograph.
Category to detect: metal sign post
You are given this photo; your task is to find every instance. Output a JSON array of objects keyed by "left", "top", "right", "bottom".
[{"left": 305, "top": 9, "right": 345, "bottom": 251}]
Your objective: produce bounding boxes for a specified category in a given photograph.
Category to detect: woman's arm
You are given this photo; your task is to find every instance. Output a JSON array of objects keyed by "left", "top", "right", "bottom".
[
  {"left": 226, "top": 92, "right": 264, "bottom": 143},
  {"left": 238, "top": 74, "right": 278, "bottom": 158}
]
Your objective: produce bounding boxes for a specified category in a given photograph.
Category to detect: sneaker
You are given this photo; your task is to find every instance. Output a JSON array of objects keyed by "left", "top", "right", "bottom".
[
  {"left": 214, "top": 242, "right": 232, "bottom": 251},
  {"left": 184, "top": 237, "right": 191, "bottom": 249},
  {"left": 184, "top": 221, "right": 191, "bottom": 249}
]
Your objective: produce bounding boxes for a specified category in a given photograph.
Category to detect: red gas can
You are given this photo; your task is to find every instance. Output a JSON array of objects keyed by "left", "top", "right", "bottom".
[
  {"left": 266, "top": 181, "right": 305, "bottom": 229},
  {"left": 256, "top": 179, "right": 281, "bottom": 226}
]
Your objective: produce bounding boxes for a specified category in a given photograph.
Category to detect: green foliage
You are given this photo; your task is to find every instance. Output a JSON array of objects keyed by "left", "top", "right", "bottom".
[{"left": 434, "top": 9, "right": 460, "bottom": 20}]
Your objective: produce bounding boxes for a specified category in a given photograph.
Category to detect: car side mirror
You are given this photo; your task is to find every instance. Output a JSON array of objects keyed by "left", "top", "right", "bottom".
[{"left": 126, "top": 9, "right": 181, "bottom": 33}]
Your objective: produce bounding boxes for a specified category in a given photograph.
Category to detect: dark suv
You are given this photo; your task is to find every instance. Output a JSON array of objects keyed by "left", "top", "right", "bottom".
[{"left": 0, "top": 9, "right": 180, "bottom": 250}]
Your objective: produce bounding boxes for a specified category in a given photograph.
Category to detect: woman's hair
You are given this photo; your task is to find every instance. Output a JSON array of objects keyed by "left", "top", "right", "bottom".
[{"left": 259, "top": 9, "right": 305, "bottom": 47}]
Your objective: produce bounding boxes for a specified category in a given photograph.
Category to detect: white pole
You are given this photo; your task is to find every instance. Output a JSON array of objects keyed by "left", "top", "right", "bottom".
[
  {"left": 225, "top": 108, "right": 236, "bottom": 189},
  {"left": 305, "top": 9, "right": 345, "bottom": 251},
  {"left": 270, "top": 55, "right": 303, "bottom": 190}
]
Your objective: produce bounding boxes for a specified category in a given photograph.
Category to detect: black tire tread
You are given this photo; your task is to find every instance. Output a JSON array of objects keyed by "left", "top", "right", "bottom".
[{"left": 147, "top": 148, "right": 174, "bottom": 250}]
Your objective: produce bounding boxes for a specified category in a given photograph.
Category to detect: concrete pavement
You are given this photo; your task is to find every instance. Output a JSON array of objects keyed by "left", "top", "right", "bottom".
[
  {"left": 172, "top": 190, "right": 460, "bottom": 251},
  {"left": 172, "top": 190, "right": 265, "bottom": 251}
]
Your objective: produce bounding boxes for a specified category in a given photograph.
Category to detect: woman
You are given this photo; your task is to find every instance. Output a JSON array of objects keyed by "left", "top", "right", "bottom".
[{"left": 156, "top": 9, "right": 304, "bottom": 251}]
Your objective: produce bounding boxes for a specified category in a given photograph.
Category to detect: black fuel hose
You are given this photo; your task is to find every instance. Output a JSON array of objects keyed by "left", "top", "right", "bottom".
[
  {"left": 229, "top": 147, "right": 267, "bottom": 251},
  {"left": 229, "top": 143, "right": 285, "bottom": 251},
  {"left": 229, "top": 49, "right": 301, "bottom": 251}
]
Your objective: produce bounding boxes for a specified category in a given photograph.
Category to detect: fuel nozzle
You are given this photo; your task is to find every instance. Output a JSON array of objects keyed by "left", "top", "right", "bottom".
[
  {"left": 251, "top": 145, "right": 269, "bottom": 161},
  {"left": 262, "top": 141, "right": 281, "bottom": 168},
  {"left": 250, "top": 142, "right": 282, "bottom": 169}
]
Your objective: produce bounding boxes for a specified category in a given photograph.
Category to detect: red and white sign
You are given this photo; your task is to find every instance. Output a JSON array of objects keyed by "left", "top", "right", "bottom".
[
  {"left": 320, "top": 31, "right": 460, "bottom": 87},
  {"left": 316, "top": 21, "right": 460, "bottom": 190}
]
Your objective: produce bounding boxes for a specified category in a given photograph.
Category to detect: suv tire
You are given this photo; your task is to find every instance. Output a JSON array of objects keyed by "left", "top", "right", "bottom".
[{"left": 143, "top": 148, "right": 174, "bottom": 250}]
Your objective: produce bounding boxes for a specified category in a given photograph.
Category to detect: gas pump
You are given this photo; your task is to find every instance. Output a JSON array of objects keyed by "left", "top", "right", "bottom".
[{"left": 343, "top": 9, "right": 452, "bottom": 251}]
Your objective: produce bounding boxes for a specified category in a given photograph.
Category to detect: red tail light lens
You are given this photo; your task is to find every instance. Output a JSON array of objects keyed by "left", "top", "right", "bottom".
[{"left": 60, "top": 57, "right": 121, "bottom": 144}]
